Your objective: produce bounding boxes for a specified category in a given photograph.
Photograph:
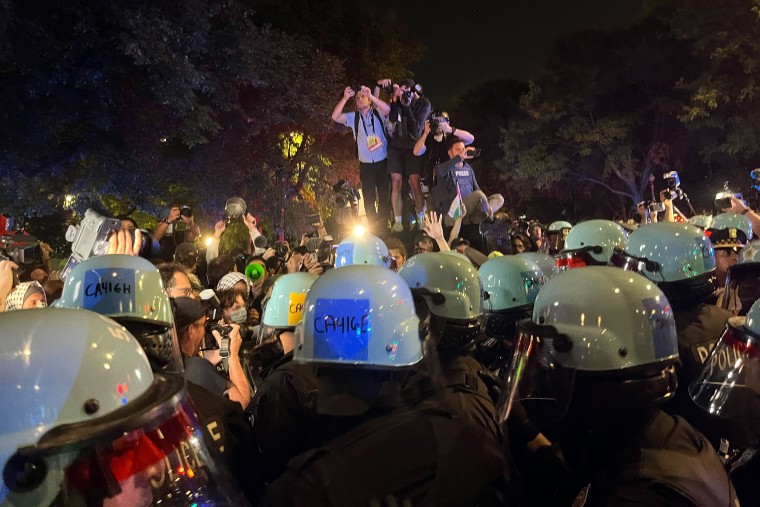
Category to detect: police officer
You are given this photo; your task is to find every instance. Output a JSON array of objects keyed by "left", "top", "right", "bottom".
[
  {"left": 619, "top": 222, "right": 739, "bottom": 450},
  {"left": 500, "top": 266, "right": 738, "bottom": 505},
  {"left": 478, "top": 254, "right": 545, "bottom": 374},
  {"left": 557, "top": 219, "right": 628, "bottom": 271},
  {"left": 690, "top": 298, "right": 760, "bottom": 504},
  {"left": 55, "top": 254, "right": 258, "bottom": 501},
  {"left": 257, "top": 264, "right": 510, "bottom": 505},
  {"left": 0, "top": 309, "right": 247, "bottom": 506}
]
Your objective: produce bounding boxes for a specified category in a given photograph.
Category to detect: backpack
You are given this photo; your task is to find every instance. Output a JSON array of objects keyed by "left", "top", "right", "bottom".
[
  {"left": 260, "top": 405, "right": 512, "bottom": 507},
  {"left": 353, "top": 109, "right": 387, "bottom": 155}
]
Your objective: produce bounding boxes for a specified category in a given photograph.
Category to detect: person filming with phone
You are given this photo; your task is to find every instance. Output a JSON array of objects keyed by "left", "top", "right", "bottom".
[{"left": 433, "top": 138, "right": 503, "bottom": 226}]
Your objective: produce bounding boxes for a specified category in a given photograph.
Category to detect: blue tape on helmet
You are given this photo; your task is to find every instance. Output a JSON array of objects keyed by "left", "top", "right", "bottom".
[{"left": 312, "top": 298, "right": 371, "bottom": 361}]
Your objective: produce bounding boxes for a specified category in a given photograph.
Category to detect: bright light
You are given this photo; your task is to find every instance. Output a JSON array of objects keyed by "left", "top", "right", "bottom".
[
  {"left": 63, "top": 195, "right": 75, "bottom": 209},
  {"left": 353, "top": 225, "right": 365, "bottom": 237},
  {"left": 205, "top": 237, "right": 213, "bottom": 247}
]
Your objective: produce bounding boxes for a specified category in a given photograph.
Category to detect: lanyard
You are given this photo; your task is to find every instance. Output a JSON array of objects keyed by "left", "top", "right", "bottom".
[{"left": 360, "top": 110, "right": 376, "bottom": 137}]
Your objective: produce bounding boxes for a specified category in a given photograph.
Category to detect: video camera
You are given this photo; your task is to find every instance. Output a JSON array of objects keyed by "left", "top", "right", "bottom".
[
  {"left": 60, "top": 209, "right": 159, "bottom": 280},
  {"left": 199, "top": 289, "right": 233, "bottom": 354},
  {"left": 662, "top": 171, "right": 683, "bottom": 201},
  {"left": 333, "top": 179, "right": 361, "bottom": 208}
]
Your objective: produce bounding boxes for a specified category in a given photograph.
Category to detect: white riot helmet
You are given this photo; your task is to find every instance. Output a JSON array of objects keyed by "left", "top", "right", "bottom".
[
  {"left": 688, "top": 214, "right": 714, "bottom": 230},
  {"left": 0, "top": 309, "right": 244, "bottom": 506},
  {"left": 548, "top": 220, "right": 573, "bottom": 233},
  {"left": 498, "top": 266, "right": 679, "bottom": 424},
  {"left": 335, "top": 233, "right": 392, "bottom": 269},
  {"left": 559, "top": 219, "right": 627, "bottom": 268},
  {"left": 479, "top": 256, "right": 544, "bottom": 338},
  {"left": 262, "top": 272, "right": 319, "bottom": 328},
  {"left": 618, "top": 222, "right": 716, "bottom": 310},
  {"left": 294, "top": 265, "right": 422, "bottom": 368},
  {"left": 689, "top": 299, "right": 760, "bottom": 423},
  {"left": 56, "top": 254, "right": 181, "bottom": 371},
  {"left": 399, "top": 252, "right": 484, "bottom": 356},
  {"left": 480, "top": 256, "right": 543, "bottom": 313},
  {"left": 517, "top": 252, "right": 559, "bottom": 281}
]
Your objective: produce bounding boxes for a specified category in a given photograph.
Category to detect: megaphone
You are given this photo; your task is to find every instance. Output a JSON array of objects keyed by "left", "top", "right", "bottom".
[{"left": 245, "top": 261, "right": 265, "bottom": 281}]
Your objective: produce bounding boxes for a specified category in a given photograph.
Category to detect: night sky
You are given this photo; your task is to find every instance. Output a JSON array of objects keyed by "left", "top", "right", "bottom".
[{"left": 390, "top": 0, "right": 644, "bottom": 107}]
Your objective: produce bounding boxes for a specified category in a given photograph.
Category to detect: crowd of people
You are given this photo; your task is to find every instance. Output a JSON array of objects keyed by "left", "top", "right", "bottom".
[{"left": 2, "top": 79, "right": 760, "bottom": 506}]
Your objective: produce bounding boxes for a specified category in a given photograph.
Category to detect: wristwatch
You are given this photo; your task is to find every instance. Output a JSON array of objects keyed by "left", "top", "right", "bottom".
[{"left": 741, "top": 208, "right": 750, "bottom": 215}]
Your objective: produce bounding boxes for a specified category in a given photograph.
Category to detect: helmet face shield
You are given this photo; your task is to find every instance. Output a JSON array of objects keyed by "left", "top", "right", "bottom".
[
  {"left": 722, "top": 263, "right": 760, "bottom": 316},
  {"left": 496, "top": 319, "right": 576, "bottom": 426},
  {"left": 689, "top": 321, "right": 760, "bottom": 422},
  {"left": 2, "top": 376, "right": 245, "bottom": 506},
  {"left": 554, "top": 247, "right": 606, "bottom": 272},
  {"left": 609, "top": 250, "right": 663, "bottom": 279}
]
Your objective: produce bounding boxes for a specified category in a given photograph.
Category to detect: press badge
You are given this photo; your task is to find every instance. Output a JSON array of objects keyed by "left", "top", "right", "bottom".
[{"left": 367, "top": 134, "right": 383, "bottom": 152}]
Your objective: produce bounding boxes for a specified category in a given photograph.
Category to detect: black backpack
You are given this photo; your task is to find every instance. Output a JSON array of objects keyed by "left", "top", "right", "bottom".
[{"left": 260, "top": 406, "right": 512, "bottom": 507}]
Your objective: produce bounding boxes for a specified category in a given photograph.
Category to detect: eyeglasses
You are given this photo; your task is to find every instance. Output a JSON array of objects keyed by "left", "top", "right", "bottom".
[{"left": 168, "top": 287, "right": 193, "bottom": 297}]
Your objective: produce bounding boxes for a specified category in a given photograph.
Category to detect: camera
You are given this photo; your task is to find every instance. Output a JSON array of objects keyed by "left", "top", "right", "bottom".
[
  {"left": 400, "top": 89, "right": 414, "bottom": 107},
  {"left": 351, "top": 85, "right": 362, "bottom": 93},
  {"left": 648, "top": 202, "right": 666, "bottom": 213},
  {"left": 306, "top": 213, "right": 322, "bottom": 226},
  {"left": 180, "top": 206, "right": 192, "bottom": 218},
  {"left": 199, "top": 289, "right": 233, "bottom": 352},
  {"left": 714, "top": 182, "right": 744, "bottom": 211},
  {"left": 60, "top": 209, "right": 122, "bottom": 279},
  {"left": 333, "top": 179, "right": 361, "bottom": 208},
  {"left": 274, "top": 240, "right": 290, "bottom": 261},
  {"left": 662, "top": 171, "right": 683, "bottom": 200},
  {"left": 468, "top": 148, "right": 482, "bottom": 158}
]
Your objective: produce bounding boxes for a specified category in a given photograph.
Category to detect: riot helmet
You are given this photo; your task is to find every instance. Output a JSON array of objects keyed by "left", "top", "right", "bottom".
[
  {"left": 688, "top": 214, "right": 714, "bottom": 230},
  {"left": 479, "top": 255, "right": 544, "bottom": 338},
  {"left": 547, "top": 220, "right": 573, "bottom": 253},
  {"left": 620, "top": 222, "right": 716, "bottom": 310},
  {"left": 262, "top": 272, "right": 318, "bottom": 329},
  {"left": 498, "top": 267, "right": 679, "bottom": 426},
  {"left": 398, "top": 251, "right": 484, "bottom": 357},
  {"left": 0, "top": 309, "right": 245, "bottom": 506},
  {"left": 293, "top": 265, "right": 422, "bottom": 368},
  {"left": 334, "top": 233, "right": 392, "bottom": 269},
  {"left": 56, "top": 254, "right": 181, "bottom": 372},
  {"left": 517, "top": 252, "right": 559, "bottom": 281},
  {"left": 559, "top": 219, "right": 627, "bottom": 269}
]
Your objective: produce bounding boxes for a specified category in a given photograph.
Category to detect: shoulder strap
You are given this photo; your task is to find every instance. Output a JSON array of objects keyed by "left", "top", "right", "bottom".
[{"left": 353, "top": 112, "right": 360, "bottom": 155}]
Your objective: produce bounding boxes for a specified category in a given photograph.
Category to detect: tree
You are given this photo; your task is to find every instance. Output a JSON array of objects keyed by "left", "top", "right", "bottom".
[{"left": 497, "top": 18, "right": 698, "bottom": 220}]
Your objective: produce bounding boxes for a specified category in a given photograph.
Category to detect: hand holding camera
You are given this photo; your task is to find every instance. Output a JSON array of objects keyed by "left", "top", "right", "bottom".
[
  {"left": 462, "top": 147, "right": 481, "bottom": 160},
  {"left": 343, "top": 86, "right": 356, "bottom": 100},
  {"left": 167, "top": 206, "right": 181, "bottom": 224}
]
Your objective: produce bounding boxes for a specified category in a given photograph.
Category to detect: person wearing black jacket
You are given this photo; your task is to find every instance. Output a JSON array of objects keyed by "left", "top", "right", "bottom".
[{"left": 384, "top": 78, "right": 431, "bottom": 232}]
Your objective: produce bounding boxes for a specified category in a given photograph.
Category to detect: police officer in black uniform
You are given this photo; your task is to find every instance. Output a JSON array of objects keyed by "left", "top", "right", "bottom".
[{"left": 500, "top": 266, "right": 738, "bottom": 506}]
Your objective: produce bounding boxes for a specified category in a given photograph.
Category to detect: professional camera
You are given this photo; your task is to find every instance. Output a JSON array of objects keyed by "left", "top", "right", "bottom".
[
  {"left": 333, "top": 179, "right": 361, "bottom": 208},
  {"left": 351, "top": 85, "right": 362, "bottom": 93},
  {"left": 714, "top": 182, "right": 744, "bottom": 211},
  {"left": 662, "top": 171, "right": 683, "bottom": 200},
  {"left": 400, "top": 89, "right": 415, "bottom": 107},
  {"left": 273, "top": 240, "right": 290, "bottom": 261},
  {"left": 428, "top": 111, "right": 449, "bottom": 132},
  {"left": 60, "top": 209, "right": 121, "bottom": 279},
  {"left": 179, "top": 206, "right": 193, "bottom": 218},
  {"left": 199, "top": 288, "right": 232, "bottom": 352}
]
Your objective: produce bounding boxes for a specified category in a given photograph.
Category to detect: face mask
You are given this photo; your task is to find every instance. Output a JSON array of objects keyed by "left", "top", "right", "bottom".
[{"left": 230, "top": 307, "right": 248, "bottom": 324}]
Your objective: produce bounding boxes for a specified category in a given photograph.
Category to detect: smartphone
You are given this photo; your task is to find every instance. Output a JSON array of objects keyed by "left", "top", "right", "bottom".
[{"left": 469, "top": 148, "right": 481, "bottom": 158}]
